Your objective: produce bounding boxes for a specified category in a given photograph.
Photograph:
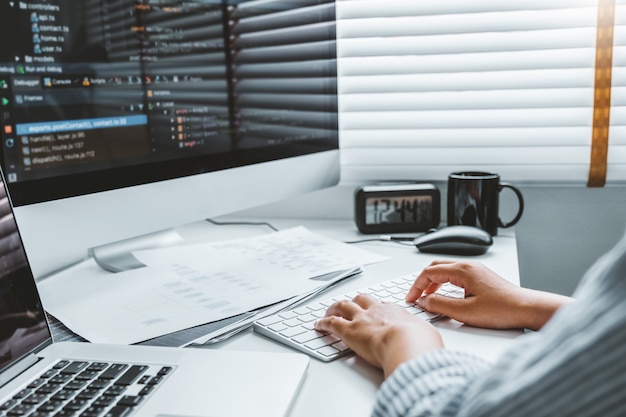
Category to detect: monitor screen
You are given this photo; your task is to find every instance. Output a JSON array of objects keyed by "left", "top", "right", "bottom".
[{"left": 0, "top": 0, "right": 339, "bottom": 276}]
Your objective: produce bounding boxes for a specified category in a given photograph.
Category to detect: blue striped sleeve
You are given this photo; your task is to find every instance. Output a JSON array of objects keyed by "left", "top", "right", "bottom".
[
  {"left": 371, "top": 229, "right": 626, "bottom": 417},
  {"left": 372, "top": 349, "right": 490, "bottom": 417}
]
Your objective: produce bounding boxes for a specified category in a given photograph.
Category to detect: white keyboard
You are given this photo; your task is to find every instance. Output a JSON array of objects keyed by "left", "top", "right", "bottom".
[{"left": 253, "top": 272, "right": 464, "bottom": 361}]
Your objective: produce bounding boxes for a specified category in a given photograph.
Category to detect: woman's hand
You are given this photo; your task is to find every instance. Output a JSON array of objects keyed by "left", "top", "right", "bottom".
[
  {"left": 314, "top": 260, "right": 573, "bottom": 377},
  {"left": 314, "top": 294, "right": 443, "bottom": 378},
  {"left": 406, "top": 260, "right": 573, "bottom": 331}
]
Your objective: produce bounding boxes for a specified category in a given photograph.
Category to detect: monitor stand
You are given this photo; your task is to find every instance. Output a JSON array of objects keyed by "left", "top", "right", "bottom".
[{"left": 88, "top": 228, "right": 184, "bottom": 272}]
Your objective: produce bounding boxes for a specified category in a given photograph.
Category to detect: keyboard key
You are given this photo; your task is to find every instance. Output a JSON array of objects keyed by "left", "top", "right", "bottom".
[
  {"left": 99, "top": 364, "right": 128, "bottom": 380},
  {"left": 60, "top": 362, "right": 89, "bottom": 374},
  {"left": 37, "top": 401, "right": 63, "bottom": 413},
  {"left": 280, "top": 326, "right": 307, "bottom": 338},
  {"left": 255, "top": 315, "right": 283, "bottom": 327},
  {"left": 268, "top": 322, "right": 288, "bottom": 332},
  {"left": 7, "top": 404, "right": 35, "bottom": 416},
  {"left": 283, "top": 318, "right": 302, "bottom": 327},
  {"left": 115, "top": 366, "right": 147, "bottom": 386},
  {"left": 104, "top": 405, "right": 133, "bottom": 417},
  {"left": 317, "top": 346, "right": 341, "bottom": 358},
  {"left": 292, "top": 330, "right": 325, "bottom": 344},
  {"left": 117, "top": 396, "right": 143, "bottom": 407},
  {"left": 156, "top": 367, "right": 173, "bottom": 376},
  {"left": 0, "top": 400, "right": 19, "bottom": 411},
  {"left": 304, "top": 334, "right": 340, "bottom": 350}
]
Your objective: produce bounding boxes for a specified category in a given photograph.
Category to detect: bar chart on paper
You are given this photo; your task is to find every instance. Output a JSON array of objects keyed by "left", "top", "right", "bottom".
[{"left": 38, "top": 227, "right": 389, "bottom": 344}]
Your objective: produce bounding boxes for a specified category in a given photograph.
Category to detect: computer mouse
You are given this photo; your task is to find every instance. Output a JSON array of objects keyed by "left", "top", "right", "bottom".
[{"left": 413, "top": 225, "right": 493, "bottom": 256}]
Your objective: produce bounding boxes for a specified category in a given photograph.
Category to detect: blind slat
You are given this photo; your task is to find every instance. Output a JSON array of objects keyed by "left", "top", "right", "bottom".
[
  {"left": 340, "top": 108, "right": 593, "bottom": 129},
  {"left": 340, "top": 127, "right": 594, "bottom": 147},
  {"left": 341, "top": 166, "right": 592, "bottom": 183},
  {"left": 338, "top": 29, "right": 597, "bottom": 57},
  {"left": 338, "top": 9, "right": 597, "bottom": 38},
  {"left": 340, "top": 89, "right": 594, "bottom": 111},
  {"left": 339, "top": 49, "right": 598, "bottom": 75},
  {"left": 336, "top": 0, "right": 597, "bottom": 19},
  {"left": 340, "top": 70, "right": 595, "bottom": 92}
]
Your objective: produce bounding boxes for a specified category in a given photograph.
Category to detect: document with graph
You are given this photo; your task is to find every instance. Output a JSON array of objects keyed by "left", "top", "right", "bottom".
[{"left": 38, "top": 227, "right": 388, "bottom": 344}]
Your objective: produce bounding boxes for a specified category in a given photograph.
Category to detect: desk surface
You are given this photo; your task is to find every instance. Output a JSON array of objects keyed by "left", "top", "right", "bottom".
[{"left": 174, "top": 217, "right": 523, "bottom": 417}]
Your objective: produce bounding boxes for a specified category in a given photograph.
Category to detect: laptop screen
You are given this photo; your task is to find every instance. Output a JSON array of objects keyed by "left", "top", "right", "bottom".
[{"left": 0, "top": 175, "right": 50, "bottom": 371}]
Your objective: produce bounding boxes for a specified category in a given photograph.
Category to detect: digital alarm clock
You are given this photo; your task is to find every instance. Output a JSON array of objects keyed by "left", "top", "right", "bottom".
[{"left": 354, "top": 183, "right": 441, "bottom": 234}]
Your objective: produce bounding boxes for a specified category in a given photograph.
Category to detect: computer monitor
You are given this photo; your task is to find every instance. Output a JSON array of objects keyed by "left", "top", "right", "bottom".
[{"left": 0, "top": 0, "right": 339, "bottom": 277}]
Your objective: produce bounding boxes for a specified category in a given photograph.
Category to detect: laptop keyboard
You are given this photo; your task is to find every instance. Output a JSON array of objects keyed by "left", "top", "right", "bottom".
[
  {"left": 0, "top": 359, "right": 173, "bottom": 417},
  {"left": 253, "top": 272, "right": 464, "bottom": 361}
]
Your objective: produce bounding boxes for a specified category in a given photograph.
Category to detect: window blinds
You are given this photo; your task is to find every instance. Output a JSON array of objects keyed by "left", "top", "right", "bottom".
[
  {"left": 336, "top": 0, "right": 626, "bottom": 185},
  {"left": 231, "top": 0, "right": 338, "bottom": 152}
]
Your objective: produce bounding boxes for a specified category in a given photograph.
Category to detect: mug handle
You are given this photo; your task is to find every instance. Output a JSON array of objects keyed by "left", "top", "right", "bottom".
[{"left": 498, "top": 183, "right": 524, "bottom": 228}]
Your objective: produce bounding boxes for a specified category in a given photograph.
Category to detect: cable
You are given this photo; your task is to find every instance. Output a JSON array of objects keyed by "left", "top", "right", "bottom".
[
  {"left": 205, "top": 218, "right": 417, "bottom": 247},
  {"left": 344, "top": 235, "right": 416, "bottom": 246},
  {"left": 205, "top": 218, "right": 279, "bottom": 232}
]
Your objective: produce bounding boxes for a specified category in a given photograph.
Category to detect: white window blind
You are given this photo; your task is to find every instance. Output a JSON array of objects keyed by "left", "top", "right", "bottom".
[{"left": 336, "top": 0, "right": 626, "bottom": 185}]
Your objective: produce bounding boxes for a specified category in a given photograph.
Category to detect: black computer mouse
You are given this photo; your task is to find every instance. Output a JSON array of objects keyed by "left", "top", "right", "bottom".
[{"left": 413, "top": 226, "right": 493, "bottom": 256}]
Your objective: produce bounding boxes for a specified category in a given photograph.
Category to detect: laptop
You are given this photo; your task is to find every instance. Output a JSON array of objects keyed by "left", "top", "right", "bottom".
[{"left": 0, "top": 172, "right": 309, "bottom": 417}]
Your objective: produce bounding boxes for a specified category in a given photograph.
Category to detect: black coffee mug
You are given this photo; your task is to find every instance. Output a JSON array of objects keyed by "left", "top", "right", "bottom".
[{"left": 447, "top": 172, "right": 524, "bottom": 236}]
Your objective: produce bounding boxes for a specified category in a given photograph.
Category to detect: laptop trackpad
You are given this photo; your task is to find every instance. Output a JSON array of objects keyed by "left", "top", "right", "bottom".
[{"left": 142, "top": 348, "right": 308, "bottom": 417}]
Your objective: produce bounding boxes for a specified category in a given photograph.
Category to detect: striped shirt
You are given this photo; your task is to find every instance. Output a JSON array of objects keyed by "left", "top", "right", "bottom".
[{"left": 373, "top": 232, "right": 626, "bottom": 417}]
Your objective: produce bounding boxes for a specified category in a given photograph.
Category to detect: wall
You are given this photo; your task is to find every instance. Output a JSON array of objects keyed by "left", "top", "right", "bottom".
[
  {"left": 235, "top": 183, "right": 626, "bottom": 296},
  {"left": 511, "top": 186, "right": 626, "bottom": 295}
]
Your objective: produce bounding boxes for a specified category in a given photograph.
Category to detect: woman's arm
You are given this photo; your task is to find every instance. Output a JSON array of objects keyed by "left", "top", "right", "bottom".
[{"left": 406, "top": 260, "right": 573, "bottom": 331}]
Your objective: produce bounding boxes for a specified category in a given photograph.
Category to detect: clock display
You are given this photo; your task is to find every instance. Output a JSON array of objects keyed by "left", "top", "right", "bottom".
[
  {"left": 354, "top": 183, "right": 440, "bottom": 234},
  {"left": 365, "top": 195, "right": 434, "bottom": 225}
]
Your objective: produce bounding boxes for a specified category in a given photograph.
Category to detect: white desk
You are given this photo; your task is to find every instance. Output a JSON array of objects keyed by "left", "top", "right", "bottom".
[{"left": 173, "top": 217, "right": 523, "bottom": 417}]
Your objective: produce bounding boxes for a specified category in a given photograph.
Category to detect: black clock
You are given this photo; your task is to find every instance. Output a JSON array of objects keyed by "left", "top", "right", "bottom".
[{"left": 354, "top": 183, "right": 441, "bottom": 234}]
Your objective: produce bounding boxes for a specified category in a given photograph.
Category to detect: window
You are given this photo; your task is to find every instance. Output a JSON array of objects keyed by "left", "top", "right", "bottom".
[{"left": 336, "top": 0, "right": 626, "bottom": 185}]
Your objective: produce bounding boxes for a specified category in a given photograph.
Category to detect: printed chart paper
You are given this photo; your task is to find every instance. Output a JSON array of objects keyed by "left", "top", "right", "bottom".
[{"left": 38, "top": 227, "right": 388, "bottom": 344}]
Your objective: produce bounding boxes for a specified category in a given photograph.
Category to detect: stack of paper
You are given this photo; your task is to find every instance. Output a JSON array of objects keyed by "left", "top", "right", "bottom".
[{"left": 38, "top": 226, "right": 388, "bottom": 345}]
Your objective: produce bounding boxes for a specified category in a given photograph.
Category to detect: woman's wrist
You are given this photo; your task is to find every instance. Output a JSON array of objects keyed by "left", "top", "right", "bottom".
[
  {"left": 517, "top": 288, "right": 573, "bottom": 331},
  {"left": 380, "top": 323, "right": 444, "bottom": 379}
]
